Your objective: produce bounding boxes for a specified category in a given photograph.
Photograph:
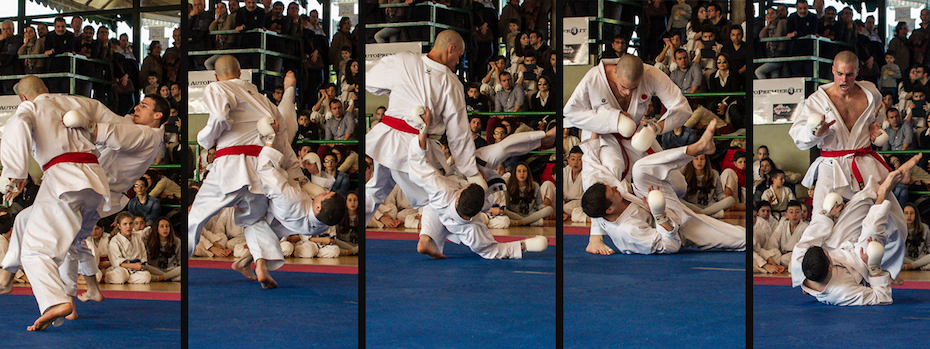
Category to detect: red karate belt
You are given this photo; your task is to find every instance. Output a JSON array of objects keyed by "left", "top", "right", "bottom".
[
  {"left": 819, "top": 147, "right": 892, "bottom": 189},
  {"left": 611, "top": 132, "right": 656, "bottom": 181},
  {"left": 42, "top": 152, "right": 98, "bottom": 171},
  {"left": 381, "top": 115, "right": 419, "bottom": 134},
  {"left": 215, "top": 145, "right": 263, "bottom": 158}
]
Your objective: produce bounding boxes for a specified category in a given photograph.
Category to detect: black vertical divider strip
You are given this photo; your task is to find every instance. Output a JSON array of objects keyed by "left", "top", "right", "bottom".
[
  {"left": 553, "top": 1, "right": 563, "bottom": 347},
  {"left": 356, "top": 2, "right": 367, "bottom": 346},
  {"left": 178, "top": 0, "right": 188, "bottom": 346},
  {"left": 745, "top": 2, "right": 754, "bottom": 347}
]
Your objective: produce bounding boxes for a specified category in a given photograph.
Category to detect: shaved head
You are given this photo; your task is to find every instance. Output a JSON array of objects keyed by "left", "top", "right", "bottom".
[
  {"left": 616, "top": 55, "right": 645, "bottom": 82},
  {"left": 433, "top": 30, "right": 464, "bottom": 52},
  {"left": 214, "top": 55, "right": 241, "bottom": 80},
  {"left": 833, "top": 51, "right": 859, "bottom": 70},
  {"left": 428, "top": 30, "right": 466, "bottom": 71},
  {"left": 14, "top": 75, "right": 48, "bottom": 101}
]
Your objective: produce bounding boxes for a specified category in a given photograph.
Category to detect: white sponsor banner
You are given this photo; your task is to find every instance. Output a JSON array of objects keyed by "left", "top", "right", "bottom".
[
  {"left": 753, "top": 77, "right": 807, "bottom": 124},
  {"left": 0, "top": 95, "right": 22, "bottom": 137},
  {"left": 563, "top": 17, "right": 590, "bottom": 66},
  {"left": 365, "top": 42, "right": 425, "bottom": 71},
  {"left": 187, "top": 69, "right": 253, "bottom": 115}
]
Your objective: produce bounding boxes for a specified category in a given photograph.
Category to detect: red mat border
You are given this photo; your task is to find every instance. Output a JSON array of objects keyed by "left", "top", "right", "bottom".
[
  {"left": 188, "top": 259, "right": 359, "bottom": 274},
  {"left": 11, "top": 287, "right": 180, "bottom": 301},
  {"left": 753, "top": 276, "right": 930, "bottom": 290},
  {"left": 564, "top": 226, "right": 589, "bottom": 235},
  {"left": 366, "top": 230, "right": 556, "bottom": 245}
]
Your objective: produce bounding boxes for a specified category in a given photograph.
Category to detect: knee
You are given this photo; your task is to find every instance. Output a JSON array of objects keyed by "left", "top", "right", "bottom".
[
  {"left": 105, "top": 268, "right": 128, "bottom": 284},
  {"left": 294, "top": 242, "right": 319, "bottom": 258},
  {"left": 317, "top": 245, "right": 340, "bottom": 258},
  {"left": 280, "top": 241, "right": 295, "bottom": 257}
]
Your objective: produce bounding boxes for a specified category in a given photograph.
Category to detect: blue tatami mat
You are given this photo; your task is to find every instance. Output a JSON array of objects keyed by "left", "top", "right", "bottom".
[
  {"left": 0, "top": 294, "right": 180, "bottom": 347},
  {"left": 365, "top": 238, "right": 556, "bottom": 349},
  {"left": 188, "top": 267, "right": 358, "bottom": 348},
  {"left": 753, "top": 284, "right": 929, "bottom": 349},
  {"left": 563, "top": 234, "right": 746, "bottom": 348}
]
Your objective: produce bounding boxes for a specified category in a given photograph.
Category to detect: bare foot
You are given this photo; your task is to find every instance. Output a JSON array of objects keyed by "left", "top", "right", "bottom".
[
  {"left": 231, "top": 255, "right": 258, "bottom": 281},
  {"left": 585, "top": 236, "right": 615, "bottom": 255},
  {"left": 27, "top": 302, "right": 73, "bottom": 331},
  {"left": 416, "top": 235, "right": 446, "bottom": 259},
  {"left": 685, "top": 119, "right": 717, "bottom": 156},
  {"left": 65, "top": 298, "right": 78, "bottom": 320},
  {"left": 255, "top": 259, "right": 277, "bottom": 289},
  {"left": 876, "top": 170, "right": 903, "bottom": 205},
  {"left": 892, "top": 277, "right": 905, "bottom": 286},
  {"left": 540, "top": 127, "right": 557, "bottom": 149},
  {"left": 899, "top": 153, "right": 922, "bottom": 184},
  {"left": 0, "top": 269, "right": 13, "bottom": 295},
  {"left": 77, "top": 288, "right": 105, "bottom": 303},
  {"left": 509, "top": 219, "right": 524, "bottom": 227}
]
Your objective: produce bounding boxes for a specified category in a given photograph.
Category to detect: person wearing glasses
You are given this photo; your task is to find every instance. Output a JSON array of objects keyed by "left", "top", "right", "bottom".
[
  {"left": 128, "top": 179, "right": 161, "bottom": 227},
  {"left": 705, "top": 52, "right": 743, "bottom": 131}
]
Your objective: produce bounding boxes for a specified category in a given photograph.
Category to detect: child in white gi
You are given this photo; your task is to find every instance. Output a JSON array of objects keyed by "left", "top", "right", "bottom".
[{"left": 105, "top": 213, "right": 152, "bottom": 284}]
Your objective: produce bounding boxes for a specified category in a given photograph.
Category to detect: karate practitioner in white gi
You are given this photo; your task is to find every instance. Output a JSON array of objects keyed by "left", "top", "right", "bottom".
[
  {"left": 788, "top": 51, "right": 908, "bottom": 279},
  {"left": 794, "top": 163, "right": 913, "bottom": 306},
  {"left": 409, "top": 109, "right": 550, "bottom": 259},
  {"left": 0, "top": 76, "right": 113, "bottom": 331},
  {"left": 0, "top": 89, "right": 169, "bottom": 321},
  {"left": 563, "top": 54, "right": 693, "bottom": 254},
  {"left": 365, "top": 30, "right": 486, "bottom": 225},
  {"left": 187, "top": 55, "right": 295, "bottom": 289},
  {"left": 579, "top": 121, "right": 745, "bottom": 255}
]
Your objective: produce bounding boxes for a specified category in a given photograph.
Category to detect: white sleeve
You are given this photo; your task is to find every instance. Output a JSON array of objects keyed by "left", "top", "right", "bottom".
[
  {"left": 788, "top": 100, "right": 836, "bottom": 150},
  {"left": 278, "top": 86, "right": 298, "bottom": 143},
  {"left": 579, "top": 140, "right": 624, "bottom": 189},
  {"left": 0, "top": 110, "right": 34, "bottom": 180},
  {"left": 198, "top": 85, "right": 236, "bottom": 150},
  {"left": 650, "top": 68, "right": 693, "bottom": 132},
  {"left": 365, "top": 54, "right": 398, "bottom": 96},
  {"left": 407, "top": 137, "right": 459, "bottom": 206},
  {"left": 563, "top": 71, "right": 623, "bottom": 134},
  {"left": 834, "top": 273, "right": 894, "bottom": 306},
  {"left": 790, "top": 213, "right": 836, "bottom": 286},
  {"left": 622, "top": 212, "right": 682, "bottom": 254},
  {"left": 94, "top": 123, "right": 162, "bottom": 153},
  {"left": 443, "top": 81, "right": 479, "bottom": 178},
  {"left": 108, "top": 237, "right": 127, "bottom": 267}
]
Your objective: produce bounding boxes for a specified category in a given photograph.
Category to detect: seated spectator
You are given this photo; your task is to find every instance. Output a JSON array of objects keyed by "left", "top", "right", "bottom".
[
  {"left": 466, "top": 83, "right": 492, "bottom": 113},
  {"left": 375, "top": 0, "right": 407, "bottom": 43},
  {"left": 340, "top": 59, "right": 359, "bottom": 111},
  {"left": 688, "top": 25, "right": 722, "bottom": 75},
  {"left": 481, "top": 55, "right": 506, "bottom": 96},
  {"left": 756, "top": 6, "right": 787, "bottom": 79},
  {"left": 369, "top": 185, "right": 421, "bottom": 229},
  {"left": 681, "top": 154, "right": 734, "bottom": 217},
  {"left": 760, "top": 169, "right": 795, "bottom": 217},
  {"left": 563, "top": 128, "right": 580, "bottom": 158},
  {"left": 495, "top": 71, "right": 525, "bottom": 113},
  {"left": 504, "top": 163, "right": 553, "bottom": 226},
  {"left": 323, "top": 152, "right": 349, "bottom": 196},
  {"left": 105, "top": 212, "right": 152, "bottom": 284},
  {"left": 469, "top": 115, "right": 488, "bottom": 149},
  {"left": 903, "top": 203, "right": 930, "bottom": 270},
  {"left": 127, "top": 178, "right": 160, "bottom": 226},
  {"left": 332, "top": 145, "right": 358, "bottom": 175},
  {"left": 759, "top": 200, "right": 807, "bottom": 268},
  {"left": 86, "top": 221, "right": 110, "bottom": 283},
  {"left": 205, "top": 0, "right": 238, "bottom": 70},
  {"left": 519, "top": 54, "right": 542, "bottom": 92},
  {"left": 145, "top": 170, "right": 182, "bottom": 204},
  {"left": 882, "top": 108, "right": 913, "bottom": 151},
  {"left": 755, "top": 200, "right": 778, "bottom": 232},
  {"left": 720, "top": 26, "right": 746, "bottom": 75},
  {"left": 144, "top": 217, "right": 181, "bottom": 282},
  {"left": 293, "top": 110, "right": 321, "bottom": 150},
  {"left": 529, "top": 75, "right": 554, "bottom": 112},
  {"left": 669, "top": 49, "right": 704, "bottom": 93},
  {"left": 660, "top": 125, "right": 697, "bottom": 149},
  {"left": 654, "top": 31, "right": 683, "bottom": 74},
  {"left": 311, "top": 82, "right": 338, "bottom": 123},
  {"left": 720, "top": 150, "right": 747, "bottom": 208},
  {"left": 370, "top": 106, "right": 385, "bottom": 128},
  {"left": 324, "top": 99, "right": 356, "bottom": 141},
  {"left": 877, "top": 92, "right": 897, "bottom": 121},
  {"left": 563, "top": 146, "right": 587, "bottom": 222},
  {"left": 332, "top": 190, "right": 359, "bottom": 255},
  {"left": 706, "top": 53, "right": 745, "bottom": 129}
]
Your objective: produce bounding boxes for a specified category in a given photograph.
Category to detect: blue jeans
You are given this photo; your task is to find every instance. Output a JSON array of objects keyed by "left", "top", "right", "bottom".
[{"left": 755, "top": 62, "right": 784, "bottom": 79}]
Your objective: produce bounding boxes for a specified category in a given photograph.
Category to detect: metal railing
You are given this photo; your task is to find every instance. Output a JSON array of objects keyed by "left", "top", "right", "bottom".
[
  {"left": 0, "top": 53, "right": 113, "bottom": 95},
  {"left": 367, "top": 2, "right": 470, "bottom": 46},
  {"left": 754, "top": 35, "right": 854, "bottom": 85},
  {"left": 188, "top": 29, "right": 302, "bottom": 91}
]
